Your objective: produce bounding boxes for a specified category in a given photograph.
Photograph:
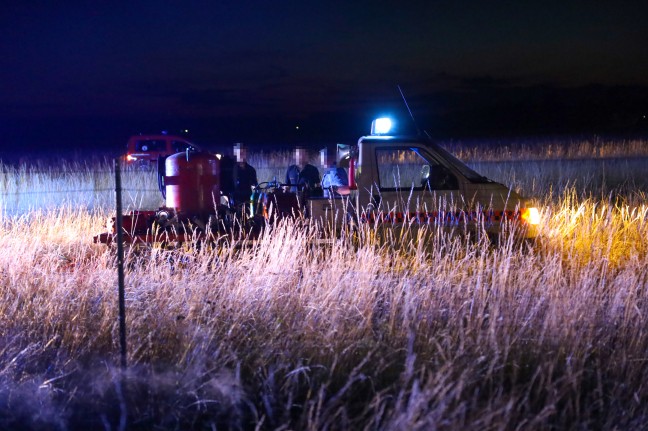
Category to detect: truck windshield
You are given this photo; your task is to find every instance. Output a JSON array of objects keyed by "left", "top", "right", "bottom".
[{"left": 136, "top": 139, "right": 166, "bottom": 152}]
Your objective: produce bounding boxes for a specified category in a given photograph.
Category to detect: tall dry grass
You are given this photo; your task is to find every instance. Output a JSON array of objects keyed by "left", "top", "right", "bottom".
[
  {"left": 1, "top": 140, "right": 647, "bottom": 429},
  {"left": 468, "top": 157, "right": 648, "bottom": 200},
  {"left": 444, "top": 136, "right": 648, "bottom": 162},
  {"left": 0, "top": 159, "right": 163, "bottom": 217}
]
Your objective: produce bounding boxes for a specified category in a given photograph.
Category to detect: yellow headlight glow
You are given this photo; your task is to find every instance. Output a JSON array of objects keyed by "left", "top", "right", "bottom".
[{"left": 522, "top": 207, "right": 541, "bottom": 225}]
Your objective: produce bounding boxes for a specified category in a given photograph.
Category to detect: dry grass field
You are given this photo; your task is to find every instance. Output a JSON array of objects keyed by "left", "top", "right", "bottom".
[{"left": 1, "top": 138, "right": 648, "bottom": 430}]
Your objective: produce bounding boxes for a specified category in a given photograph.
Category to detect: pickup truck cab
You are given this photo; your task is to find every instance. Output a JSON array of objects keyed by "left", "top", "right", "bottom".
[{"left": 125, "top": 134, "right": 202, "bottom": 164}]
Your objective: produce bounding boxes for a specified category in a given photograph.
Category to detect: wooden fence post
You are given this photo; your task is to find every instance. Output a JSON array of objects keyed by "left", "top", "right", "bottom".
[{"left": 114, "top": 158, "right": 127, "bottom": 369}]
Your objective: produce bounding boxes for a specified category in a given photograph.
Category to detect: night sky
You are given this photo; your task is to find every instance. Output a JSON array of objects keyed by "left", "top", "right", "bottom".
[{"left": 2, "top": 1, "right": 648, "bottom": 153}]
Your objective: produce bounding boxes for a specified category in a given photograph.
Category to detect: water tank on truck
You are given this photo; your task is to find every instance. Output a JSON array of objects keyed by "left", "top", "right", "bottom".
[{"left": 164, "top": 151, "right": 221, "bottom": 217}]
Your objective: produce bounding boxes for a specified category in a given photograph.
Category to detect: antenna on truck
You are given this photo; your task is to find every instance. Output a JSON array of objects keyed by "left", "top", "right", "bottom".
[{"left": 397, "top": 85, "right": 422, "bottom": 136}]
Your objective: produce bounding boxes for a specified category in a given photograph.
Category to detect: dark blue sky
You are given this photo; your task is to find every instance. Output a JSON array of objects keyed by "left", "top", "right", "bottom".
[{"left": 2, "top": 1, "right": 648, "bottom": 152}]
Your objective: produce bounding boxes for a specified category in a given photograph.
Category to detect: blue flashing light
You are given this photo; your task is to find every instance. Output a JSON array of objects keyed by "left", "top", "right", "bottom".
[{"left": 371, "top": 117, "right": 393, "bottom": 135}]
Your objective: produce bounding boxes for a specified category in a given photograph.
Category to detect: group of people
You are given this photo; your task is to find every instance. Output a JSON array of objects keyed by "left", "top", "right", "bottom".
[
  {"left": 222, "top": 143, "right": 349, "bottom": 212},
  {"left": 285, "top": 146, "right": 349, "bottom": 197}
]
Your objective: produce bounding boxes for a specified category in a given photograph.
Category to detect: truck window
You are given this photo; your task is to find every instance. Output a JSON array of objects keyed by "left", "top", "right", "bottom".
[
  {"left": 376, "top": 148, "right": 428, "bottom": 190},
  {"left": 412, "top": 148, "right": 459, "bottom": 190},
  {"left": 172, "top": 140, "right": 192, "bottom": 153},
  {"left": 376, "top": 148, "right": 458, "bottom": 190},
  {"left": 136, "top": 139, "right": 166, "bottom": 152}
]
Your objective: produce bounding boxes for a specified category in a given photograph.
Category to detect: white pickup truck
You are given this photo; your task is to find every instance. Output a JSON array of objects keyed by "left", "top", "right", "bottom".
[{"left": 303, "top": 119, "right": 540, "bottom": 239}]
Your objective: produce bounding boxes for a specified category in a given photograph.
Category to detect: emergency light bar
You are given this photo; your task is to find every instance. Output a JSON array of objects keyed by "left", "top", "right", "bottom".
[{"left": 371, "top": 117, "right": 393, "bottom": 135}]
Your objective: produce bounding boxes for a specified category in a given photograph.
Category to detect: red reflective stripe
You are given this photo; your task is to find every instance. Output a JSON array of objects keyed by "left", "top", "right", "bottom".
[{"left": 359, "top": 209, "right": 526, "bottom": 225}]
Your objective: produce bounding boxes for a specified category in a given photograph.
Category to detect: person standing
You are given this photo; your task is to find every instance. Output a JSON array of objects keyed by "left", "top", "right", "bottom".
[
  {"left": 232, "top": 143, "right": 257, "bottom": 213},
  {"left": 285, "top": 146, "right": 320, "bottom": 192},
  {"left": 320, "top": 147, "right": 349, "bottom": 196},
  {"left": 219, "top": 153, "right": 236, "bottom": 204}
]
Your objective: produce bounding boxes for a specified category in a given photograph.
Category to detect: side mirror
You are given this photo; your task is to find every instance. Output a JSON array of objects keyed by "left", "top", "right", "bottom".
[{"left": 421, "top": 164, "right": 430, "bottom": 180}]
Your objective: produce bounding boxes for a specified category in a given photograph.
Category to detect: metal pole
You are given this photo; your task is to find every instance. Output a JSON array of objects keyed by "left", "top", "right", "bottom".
[{"left": 114, "top": 158, "right": 127, "bottom": 369}]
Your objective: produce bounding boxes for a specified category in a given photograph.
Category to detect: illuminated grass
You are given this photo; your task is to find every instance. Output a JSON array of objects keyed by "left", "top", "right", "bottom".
[
  {"left": 0, "top": 159, "right": 163, "bottom": 216},
  {"left": 1, "top": 190, "right": 647, "bottom": 428},
  {"left": 445, "top": 137, "right": 648, "bottom": 162},
  {"left": 0, "top": 142, "right": 647, "bottom": 429}
]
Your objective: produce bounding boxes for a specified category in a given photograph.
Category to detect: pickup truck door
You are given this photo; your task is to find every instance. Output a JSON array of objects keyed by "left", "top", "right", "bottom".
[{"left": 359, "top": 146, "right": 461, "bottom": 223}]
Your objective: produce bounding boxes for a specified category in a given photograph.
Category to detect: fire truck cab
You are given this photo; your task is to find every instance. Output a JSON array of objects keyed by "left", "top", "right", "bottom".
[{"left": 125, "top": 134, "right": 202, "bottom": 165}]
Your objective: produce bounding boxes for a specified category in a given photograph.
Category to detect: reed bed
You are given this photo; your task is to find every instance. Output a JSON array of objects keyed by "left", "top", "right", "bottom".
[{"left": 1, "top": 140, "right": 648, "bottom": 429}]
